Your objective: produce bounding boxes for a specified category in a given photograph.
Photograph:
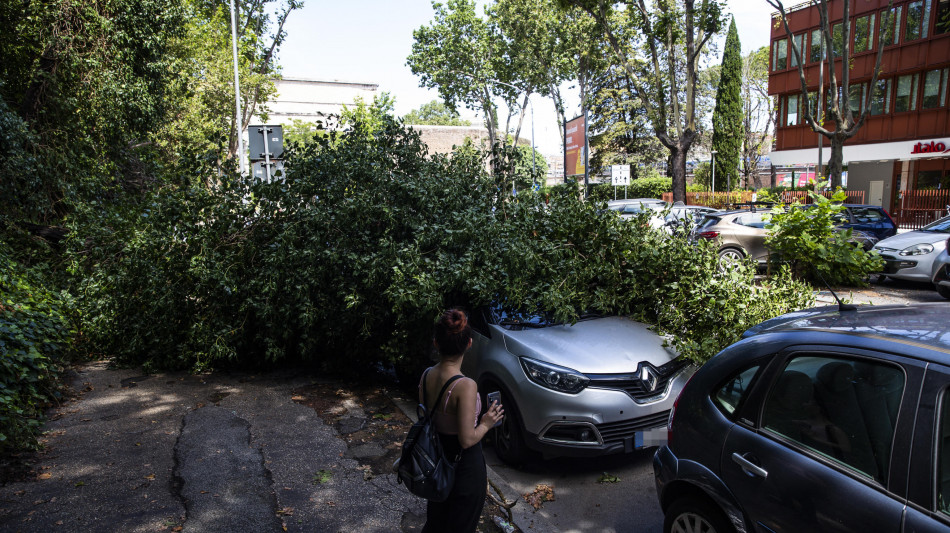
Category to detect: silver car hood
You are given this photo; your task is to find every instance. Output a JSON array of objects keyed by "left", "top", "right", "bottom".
[
  {"left": 499, "top": 316, "right": 679, "bottom": 374},
  {"left": 874, "top": 230, "right": 948, "bottom": 250}
]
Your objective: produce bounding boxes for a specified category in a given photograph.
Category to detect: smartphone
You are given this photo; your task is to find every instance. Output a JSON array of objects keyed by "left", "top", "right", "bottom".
[{"left": 486, "top": 391, "right": 502, "bottom": 427}]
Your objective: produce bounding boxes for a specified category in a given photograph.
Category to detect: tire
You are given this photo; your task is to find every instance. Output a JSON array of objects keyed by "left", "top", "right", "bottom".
[
  {"left": 936, "top": 284, "right": 950, "bottom": 299},
  {"left": 664, "top": 496, "right": 735, "bottom": 533},
  {"left": 718, "top": 247, "right": 745, "bottom": 266},
  {"left": 492, "top": 389, "right": 532, "bottom": 466}
]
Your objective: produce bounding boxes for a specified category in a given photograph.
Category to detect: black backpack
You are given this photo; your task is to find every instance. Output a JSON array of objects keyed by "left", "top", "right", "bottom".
[{"left": 396, "top": 369, "right": 463, "bottom": 502}]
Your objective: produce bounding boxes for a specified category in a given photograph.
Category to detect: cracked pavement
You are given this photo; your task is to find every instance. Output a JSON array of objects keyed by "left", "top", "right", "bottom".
[{"left": 0, "top": 362, "right": 427, "bottom": 533}]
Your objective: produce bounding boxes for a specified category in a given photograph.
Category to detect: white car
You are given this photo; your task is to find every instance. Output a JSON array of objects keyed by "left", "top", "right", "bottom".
[
  {"left": 606, "top": 198, "right": 668, "bottom": 221},
  {"left": 872, "top": 215, "right": 950, "bottom": 282},
  {"left": 931, "top": 241, "right": 950, "bottom": 299}
]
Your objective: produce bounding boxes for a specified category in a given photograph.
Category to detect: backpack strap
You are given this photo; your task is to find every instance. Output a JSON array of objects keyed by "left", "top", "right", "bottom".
[{"left": 422, "top": 369, "right": 464, "bottom": 423}]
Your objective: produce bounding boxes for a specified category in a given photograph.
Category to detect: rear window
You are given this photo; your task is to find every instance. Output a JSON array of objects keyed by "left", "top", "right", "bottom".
[
  {"left": 849, "top": 207, "right": 885, "bottom": 223},
  {"left": 696, "top": 215, "right": 721, "bottom": 229}
]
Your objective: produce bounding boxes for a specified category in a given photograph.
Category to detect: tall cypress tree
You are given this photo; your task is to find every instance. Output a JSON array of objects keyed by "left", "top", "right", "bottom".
[{"left": 712, "top": 17, "right": 743, "bottom": 192}]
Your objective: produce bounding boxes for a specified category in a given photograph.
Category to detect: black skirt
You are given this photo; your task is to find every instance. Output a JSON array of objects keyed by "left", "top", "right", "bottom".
[{"left": 422, "top": 434, "right": 487, "bottom": 533}]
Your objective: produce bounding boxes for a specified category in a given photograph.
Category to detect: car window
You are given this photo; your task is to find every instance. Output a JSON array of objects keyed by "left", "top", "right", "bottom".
[
  {"left": 922, "top": 216, "right": 950, "bottom": 233},
  {"left": 697, "top": 215, "right": 720, "bottom": 229},
  {"left": 939, "top": 391, "right": 950, "bottom": 516},
  {"left": 734, "top": 213, "right": 767, "bottom": 229},
  {"left": 762, "top": 355, "right": 904, "bottom": 484},
  {"left": 850, "top": 207, "right": 884, "bottom": 223},
  {"left": 713, "top": 365, "right": 761, "bottom": 418}
]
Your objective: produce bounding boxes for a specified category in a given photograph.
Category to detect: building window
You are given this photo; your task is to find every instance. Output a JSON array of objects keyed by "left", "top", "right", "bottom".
[
  {"left": 937, "top": 0, "right": 950, "bottom": 34},
  {"left": 849, "top": 83, "right": 868, "bottom": 114},
  {"left": 854, "top": 14, "right": 876, "bottom": 52},
  {"left": 790, "top": 34, "right": 804, "bottom": 67},
  {"left": 773, "top": 39, "right": 788, "bottom": 70},
  {"left": 881, "top": 5, "right": 903, "bottom": 45},
  {"left": 870, "top": 78, "right": 892, "bottom": 115},
  {"left": 895, "top": 74, "right": 919, "bottom": 112},
  {"left": 809, "top": 29, "right": 823, "bottom": 62},
  {"left": 832, "top": 23, "right": 844, "bottom": 57},
  {"left": 922, "top": 68, "right": 949, "bottom": 109},
  {"left": 786, "top": 94, "right": 800, "bottom": 126},
  {"left": 906, "top": 0, "right": 933, "bottom": 41}
]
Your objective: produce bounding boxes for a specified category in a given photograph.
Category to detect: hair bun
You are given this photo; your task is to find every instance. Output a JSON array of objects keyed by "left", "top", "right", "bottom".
[{"left": 446, "top": 309, "right": 467, "bottom": 334}]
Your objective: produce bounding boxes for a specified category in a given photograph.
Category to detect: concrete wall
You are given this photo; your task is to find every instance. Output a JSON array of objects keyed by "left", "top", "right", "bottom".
[
  {"left": 261, "top": 78, "right": 379, "bottom": 125},
  {"left": 407, "top": 125, "right": 492, "bottom": 155},
  {"left": 848, "top": 161, "right": 893, "bottom": 207}
]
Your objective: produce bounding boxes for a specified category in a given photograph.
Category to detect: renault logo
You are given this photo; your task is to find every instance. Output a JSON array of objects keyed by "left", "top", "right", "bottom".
[{"left": 639, "top": 365, "right": 660, "bottom": 393}]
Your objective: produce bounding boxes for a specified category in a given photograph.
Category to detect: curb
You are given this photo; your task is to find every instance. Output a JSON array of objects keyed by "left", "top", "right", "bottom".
[{"left": 388, "top": 391, "right": 538, "bottom": 532}]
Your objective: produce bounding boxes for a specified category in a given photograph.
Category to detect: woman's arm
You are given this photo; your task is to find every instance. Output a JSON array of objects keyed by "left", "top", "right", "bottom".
[{"left": 455, "top": 378, "right": 504, "bottom": 449}]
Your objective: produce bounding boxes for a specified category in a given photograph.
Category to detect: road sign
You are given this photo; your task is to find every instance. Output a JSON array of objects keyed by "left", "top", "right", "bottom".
[
  {"left": 248, "top": 125, "right": 284, "bottom": 161},
  {"left": 611, "top": 165, "right": 631, "bottom": 186}
]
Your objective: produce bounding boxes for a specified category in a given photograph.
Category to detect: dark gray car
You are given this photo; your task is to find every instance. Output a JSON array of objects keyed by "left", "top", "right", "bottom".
[{"left": 654, "top": 303, "right": 950, "bottom": 533}]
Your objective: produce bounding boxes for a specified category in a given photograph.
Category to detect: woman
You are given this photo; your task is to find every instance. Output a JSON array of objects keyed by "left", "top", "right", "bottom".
[{"left": 420, "top": 308, "right": 504, "bottom": 533}]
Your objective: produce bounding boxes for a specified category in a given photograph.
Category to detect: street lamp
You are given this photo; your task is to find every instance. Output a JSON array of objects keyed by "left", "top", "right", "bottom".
[{"left": 229, "top": 0, "right": 246, "bottom": 175}]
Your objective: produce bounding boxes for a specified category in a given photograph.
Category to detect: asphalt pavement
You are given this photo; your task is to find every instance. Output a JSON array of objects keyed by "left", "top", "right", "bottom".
[{"left": 0, "top": 365, "right": 427, "bottom": 533}]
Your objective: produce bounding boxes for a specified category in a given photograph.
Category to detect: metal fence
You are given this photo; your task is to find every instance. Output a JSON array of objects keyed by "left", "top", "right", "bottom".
[
  {"left": 893, "top": 190, "right": 950, "bottom": 229},
  {"left": 661, "top": 190, "right": 865, "bottom": 209}
]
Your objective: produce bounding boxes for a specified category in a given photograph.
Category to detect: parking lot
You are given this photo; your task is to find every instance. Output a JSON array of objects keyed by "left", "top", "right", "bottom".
[{"left": 489, "top": 280, "right": 947, "bottom": 533}]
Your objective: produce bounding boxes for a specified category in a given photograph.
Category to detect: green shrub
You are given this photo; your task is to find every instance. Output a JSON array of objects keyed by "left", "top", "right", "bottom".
[
  {"left": 765, "top": 191, "right": 884, "bottom": 285},
  {"left": 0, "top": 244, "right": 72, "bottom": 452},
  {"left": 70, "top": 115, "right": 814, "bottom": 375}
]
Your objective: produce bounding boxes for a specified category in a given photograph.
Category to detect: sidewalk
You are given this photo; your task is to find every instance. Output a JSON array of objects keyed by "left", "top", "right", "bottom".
[{"left": 0, "top": 363, "right": 427, "bottom": 533}]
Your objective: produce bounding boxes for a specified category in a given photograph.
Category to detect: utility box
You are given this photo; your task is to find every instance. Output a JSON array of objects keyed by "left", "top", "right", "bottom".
[{"left": 248, "top": 125, "right": 284, "bottom": 161}]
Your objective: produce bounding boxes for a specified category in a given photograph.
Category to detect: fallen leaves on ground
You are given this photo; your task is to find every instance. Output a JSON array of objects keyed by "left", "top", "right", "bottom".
[
  {"left": 523, "top": 484, "right": 555, "bottom": 510},
  {"left": 597, "top": 472, "right": 620, "bottom": 483}
]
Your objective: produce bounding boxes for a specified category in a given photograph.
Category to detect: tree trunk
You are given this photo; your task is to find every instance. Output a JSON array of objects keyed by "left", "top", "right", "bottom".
[
  {"left": 827, "top": 135, "right": 845, "bottom": 189},
  {"left": 670, "top": 144, "right": 687, "bottom": 203},
  {"left": 770, "top": 165, "right": 776, "bottom": 188}
]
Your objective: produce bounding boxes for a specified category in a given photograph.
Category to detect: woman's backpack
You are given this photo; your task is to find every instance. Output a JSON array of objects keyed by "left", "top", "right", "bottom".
[{"left": 396, "top": 369, "right": 463, "bottom": 502}]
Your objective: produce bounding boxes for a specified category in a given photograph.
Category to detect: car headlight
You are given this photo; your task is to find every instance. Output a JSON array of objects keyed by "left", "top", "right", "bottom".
[
  {"left": 900, "top": 243, "right": 934, "bottom": 256},
  {"left": 520, "top": 357, "right": 589, "bottom": 394}
]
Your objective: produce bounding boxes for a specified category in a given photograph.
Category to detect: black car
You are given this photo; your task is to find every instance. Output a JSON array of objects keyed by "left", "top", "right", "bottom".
[{"left": 653, "top": 303, "right": 950, "bottom": 533}]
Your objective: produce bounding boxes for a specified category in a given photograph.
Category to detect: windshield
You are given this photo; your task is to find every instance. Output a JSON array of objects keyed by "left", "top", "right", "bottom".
[
  {"left": 922, "top": 216, "right": 950, "bottom": 233},
  {"left": 489, "top": 306, "right": 603, "bottom": 330}
]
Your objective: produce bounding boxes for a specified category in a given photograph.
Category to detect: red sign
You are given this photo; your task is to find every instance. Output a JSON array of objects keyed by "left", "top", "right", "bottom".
[
  {"left": 911, "top": 140, "right": 950, "bottom": 154},
  {"left": 564, "top": 116, "right": 586, "bottom": 177}
]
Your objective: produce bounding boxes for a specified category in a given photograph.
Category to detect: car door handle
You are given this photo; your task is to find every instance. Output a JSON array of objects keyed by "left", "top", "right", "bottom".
[{"left": 732, "top": 452, "right": 769, "bottom": 479}]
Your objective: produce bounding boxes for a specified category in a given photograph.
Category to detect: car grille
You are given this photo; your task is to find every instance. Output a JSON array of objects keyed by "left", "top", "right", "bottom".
[
  {"left": 586, "top": 358, "right": 691, "bottom": 402},
  {"left": 596, "top": 411, "right": 670, "bottom": 445}
]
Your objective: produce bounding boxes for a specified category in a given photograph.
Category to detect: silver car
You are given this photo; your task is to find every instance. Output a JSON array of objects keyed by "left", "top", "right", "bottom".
[
  {"left": 872, "top": 215, "right": 950, "bottom": 282},
  {"left": 462, "top": 307, "right": 694, "bottom": 464},
  {"left": 606, "top": 198, "right": 669, "bottom": 220},
  {"left": 931, "top": 240, "right": 950, "bottom": 299}
]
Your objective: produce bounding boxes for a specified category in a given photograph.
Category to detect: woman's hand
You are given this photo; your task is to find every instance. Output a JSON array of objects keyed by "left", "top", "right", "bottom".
[{"left": 481, "top": 400, "right": 505, "bottom": 428}]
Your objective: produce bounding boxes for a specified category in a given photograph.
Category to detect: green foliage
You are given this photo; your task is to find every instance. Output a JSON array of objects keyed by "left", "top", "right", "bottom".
[
  {"left": 711, "top": 17, "right": 743, "bottom": 191},
  {"left": 693, "top": 162, "right": 711, "bottom": 191},
  {"left": 765, "top": 191, "right": 884, "bottom": 285},
  {"left": 71, "top": 116, "right": 811, "bottom": 373},
  {"left": 403, "top": 100, "right": 471, "bottom": 126},
  {"left": 0, "top": 244, "right": 72, "bottom": 452}
]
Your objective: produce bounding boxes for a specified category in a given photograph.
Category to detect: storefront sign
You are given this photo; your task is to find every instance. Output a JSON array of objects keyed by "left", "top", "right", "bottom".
[{"left": 911, "top": 140, "right": 950, "bottom": 154}]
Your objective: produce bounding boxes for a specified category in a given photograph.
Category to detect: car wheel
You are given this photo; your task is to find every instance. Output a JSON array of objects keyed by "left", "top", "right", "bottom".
[
  {"left": 936, "top": 284, "right": 950, "bottom": 299},
  {"left": 718, "top": 247, "right": 745, "bottom": 265},
  {"left": 664, "top": 496, "right": 734, "bottom": 533},
  {"left": 493, "top": 390, "right": 531, "bottom": 466}
]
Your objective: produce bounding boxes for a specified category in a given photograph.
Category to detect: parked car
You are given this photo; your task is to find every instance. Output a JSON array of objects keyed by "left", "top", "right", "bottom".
[
  {"left": 831, "top": 204, "right": 898, "bottom": 240},
  {"left": 692, "top": 208, "right": 880, "bottom": 265},
  {"left": 460, "top": 307, "right": 694, "bottom": 464},
  {"left": 654, "top": 303, "right": 950, "bottom": 533},
  {"left": 872, "top": 215, "right": 950, "bottom": 282},
  {"left": 656, "top": 204, "right": 721, "bottom": 233},
  {"left": 607, "top": 198, "right": 669, "bottom": 220},
  {"left": 931, "top": 238, "right": 950, "bottom": 299}
]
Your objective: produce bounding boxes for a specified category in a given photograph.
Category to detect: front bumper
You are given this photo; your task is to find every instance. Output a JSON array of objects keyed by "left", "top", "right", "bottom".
[
  {"left": 876, "top": 254, "right": 933, "bottom": 281},
  {"left": 511, "top": 364, "right": 693, "bottom": 458}
]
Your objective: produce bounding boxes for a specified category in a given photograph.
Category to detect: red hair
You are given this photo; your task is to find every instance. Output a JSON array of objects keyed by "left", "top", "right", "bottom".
[{"left": 434, "top": 308, "right": 472, "bottom": 356}]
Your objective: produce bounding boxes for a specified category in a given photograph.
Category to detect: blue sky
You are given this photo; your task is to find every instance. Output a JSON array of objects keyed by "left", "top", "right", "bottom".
[{"left": 277, "top": 0, "right": 777, "bottom": 155}]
